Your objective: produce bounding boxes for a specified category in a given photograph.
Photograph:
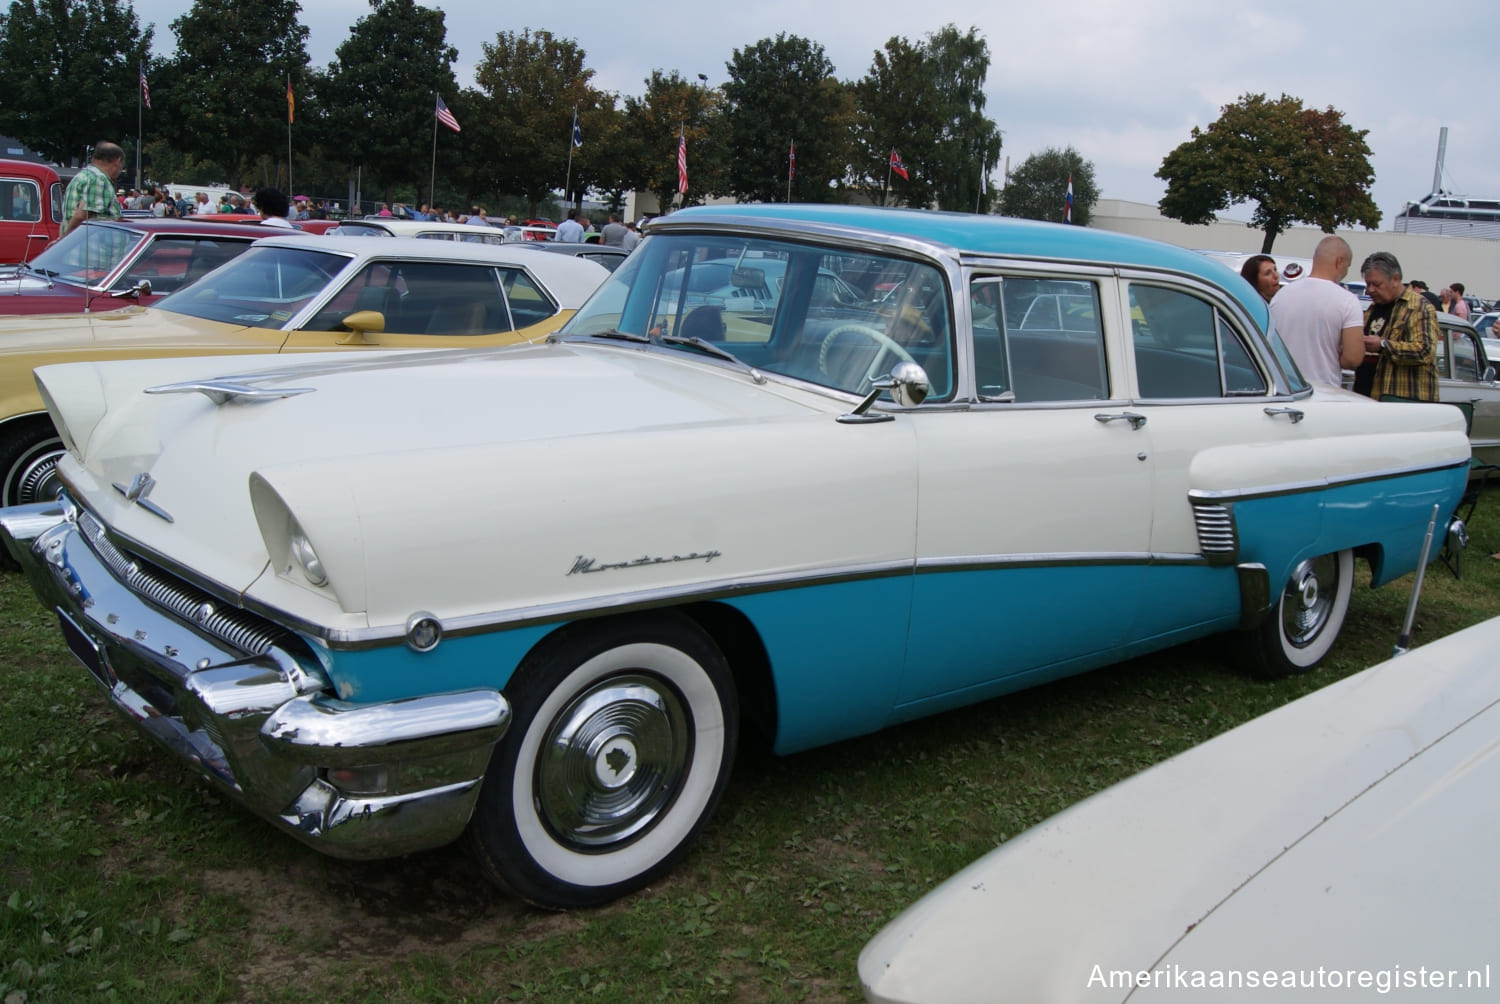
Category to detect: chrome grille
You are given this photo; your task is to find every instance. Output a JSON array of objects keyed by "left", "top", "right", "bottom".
[
  {"left": 74, "top": 510, "right": 294, "bottom": 657},
  {"left": 1191, "top": 502, "right": 1239, "bottom": 563}
]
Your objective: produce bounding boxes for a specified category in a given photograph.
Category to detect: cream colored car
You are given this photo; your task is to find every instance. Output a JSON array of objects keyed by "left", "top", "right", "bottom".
[{"left": 0, "top": 235, "right": 608, "bottom": 505}]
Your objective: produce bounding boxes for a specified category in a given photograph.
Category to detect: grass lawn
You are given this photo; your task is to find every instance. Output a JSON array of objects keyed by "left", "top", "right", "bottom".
[{"left": 3, "top": 502, "right": 1498, "bottom": 1002}]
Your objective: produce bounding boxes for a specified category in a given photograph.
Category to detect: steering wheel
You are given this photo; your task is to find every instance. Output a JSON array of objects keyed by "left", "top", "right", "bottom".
[{"left": 817, "top": 323, "right": 915, "bottom": 393}]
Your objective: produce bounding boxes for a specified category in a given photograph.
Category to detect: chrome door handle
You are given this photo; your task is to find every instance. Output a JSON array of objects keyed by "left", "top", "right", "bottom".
[
  {"left": 1094, "top": 411, "right": 1147, "bottom": 430},
  {"left": 1263, "top": 407, "right": 1305, "bottom": 424}
]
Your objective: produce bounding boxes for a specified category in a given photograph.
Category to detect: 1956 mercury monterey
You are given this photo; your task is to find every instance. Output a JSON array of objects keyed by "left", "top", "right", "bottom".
[{"left": 0, "top": 205, "right": 1470, "bottom": 908}]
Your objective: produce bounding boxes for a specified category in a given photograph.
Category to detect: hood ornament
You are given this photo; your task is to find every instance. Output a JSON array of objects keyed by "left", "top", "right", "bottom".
[
  {"left": 145, "top": 378, "right": 316, "bottom": 405},
  {"left": 111, "top": 472, "right": 174, "bottom": 523}
]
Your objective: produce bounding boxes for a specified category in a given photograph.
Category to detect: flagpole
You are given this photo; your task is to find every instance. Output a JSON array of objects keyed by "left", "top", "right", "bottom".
[
  {"left": 786, "top": 140, "right": 792, "bottom": 203},
  {"left": 429, "top": 97, "right": 438, "bottom": 210},
  {"left": 286, "top": 76, "right": 293, "bottom": 195},
  {"left": 883, "top": 154, "right": 891, "bottom": 208},
  {"left": 564, "top": 105, "right": 576, "bottom": 209},
  {"left": 136, "top": 75, "right": 142, "bottom": 191}
]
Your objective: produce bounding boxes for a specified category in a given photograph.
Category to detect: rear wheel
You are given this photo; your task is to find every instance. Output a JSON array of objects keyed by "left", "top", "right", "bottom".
[
  {"left": 1, "top": 420, "right": 66, "bottom": 508},
  {"left": 467, "top": 613, "right": 738, "bottom": 909},
  {"left": 1245, "top": 549, "right": 1354, "bottom": 678}
]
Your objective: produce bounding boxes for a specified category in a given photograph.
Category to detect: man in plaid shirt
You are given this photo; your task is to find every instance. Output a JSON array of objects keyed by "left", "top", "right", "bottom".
[
  {"left": 60, "top": 141, "right": 125, "bottom": 236},
  {"left": 1356, "top": 251, "right": 1439, "bottom": 402}
]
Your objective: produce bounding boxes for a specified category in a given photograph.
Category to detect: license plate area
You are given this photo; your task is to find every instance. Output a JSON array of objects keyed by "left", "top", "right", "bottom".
[{"left": 58, "top": 610, "right": 110, "bottom": 687}]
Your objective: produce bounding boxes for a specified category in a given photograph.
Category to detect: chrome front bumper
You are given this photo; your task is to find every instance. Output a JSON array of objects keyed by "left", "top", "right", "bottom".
[{"left": 1, "top": 498, "right": 510, "bottom": 860}]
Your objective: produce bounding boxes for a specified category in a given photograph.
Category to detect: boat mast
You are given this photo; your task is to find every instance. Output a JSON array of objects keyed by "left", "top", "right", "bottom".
[{"left": 1431, "top": 127, "right": 1447, "bottom": 196}]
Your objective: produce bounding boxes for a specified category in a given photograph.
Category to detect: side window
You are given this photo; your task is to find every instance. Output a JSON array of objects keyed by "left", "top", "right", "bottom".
[
  {"left": 1, "top": 180, "right": 41, "bottom": 222},
  {"left": 1129, "top": 284, "right": 1267, "bottom": 398},
  {"left": 395, "top": 263, "right": 511, "bottom": 334},
  {"left": 972, "top": 276, "right": 1108, "bottom": 402},
  {"left": 499, "top": 269, "right": 556, "bottom": 331},
  {"left": 1452, "top": 330, "right": 1480, "bottom": 382}
]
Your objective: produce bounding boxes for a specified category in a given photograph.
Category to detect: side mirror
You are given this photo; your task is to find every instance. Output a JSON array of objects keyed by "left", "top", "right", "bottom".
[
  {"left": 838, "top": 361, "right": 930, "bottom": 424},
  {"left": 336, "top": 309, "right": 385, "bottom": 345},
  {"left": 1485, "top": 365, "right": 1496, "bottom": 384}
]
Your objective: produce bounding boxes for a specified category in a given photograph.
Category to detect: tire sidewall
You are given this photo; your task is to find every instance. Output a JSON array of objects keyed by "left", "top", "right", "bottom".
[
  {"left": 470, "top": 615, "right": 737, "bottom": 908},
  {"left": 1267, "top": 549, "right": 1354, "bottom": 674}
]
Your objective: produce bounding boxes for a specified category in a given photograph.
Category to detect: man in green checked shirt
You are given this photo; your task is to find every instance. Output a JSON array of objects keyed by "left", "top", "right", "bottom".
[
  {"left": 1356, "top": 250, "right": 1439, "bottom": 402},
  {"left": 60, "top": 141, "right": 125, "bottom": 236}
]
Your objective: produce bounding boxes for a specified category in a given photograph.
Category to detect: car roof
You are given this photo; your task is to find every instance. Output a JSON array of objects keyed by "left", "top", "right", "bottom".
[
  {"left": 247, "top": 234, "right": 610, "bottom": 307},
  {"left": 89, "top": 217, "right": 285, "bottom": 238},
  {"left": 330, "top": 219, "right": 502, "bottom": 237},
  {"left": 660, "top": 204, "right": 1269, "bottom": 323}
]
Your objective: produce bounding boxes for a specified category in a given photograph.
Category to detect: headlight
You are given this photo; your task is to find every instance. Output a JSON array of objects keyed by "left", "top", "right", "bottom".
[{"left": 290, "top": 530, "right": 328, "bottom": 586}]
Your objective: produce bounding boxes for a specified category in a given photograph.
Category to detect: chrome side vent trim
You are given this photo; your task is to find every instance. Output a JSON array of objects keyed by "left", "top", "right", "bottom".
[
  {"left": 1191, "top": 500, "right": 1239, "bottom": 566},
  {"left": 73, "top": 512, "right": 295, "bottom": 657}
]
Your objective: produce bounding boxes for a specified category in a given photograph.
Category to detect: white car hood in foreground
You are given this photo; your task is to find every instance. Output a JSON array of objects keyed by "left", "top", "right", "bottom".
[
  {"left": 40, "top": 341, "right": 907, "bottom": 631},
  {"left": 860, "top": 617, "right": 1500, "bottom": 1004}
]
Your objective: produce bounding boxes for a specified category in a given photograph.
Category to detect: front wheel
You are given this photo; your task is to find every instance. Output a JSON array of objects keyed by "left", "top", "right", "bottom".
[
  {"left": 1, "top": 420, "right": 66, "bottom": 508},
  {"left": 1245, "top": 549, "right": 1354, "bottom": 678},
  {"left": 466, "top": 613, "right": 738, "bottom": 909}
]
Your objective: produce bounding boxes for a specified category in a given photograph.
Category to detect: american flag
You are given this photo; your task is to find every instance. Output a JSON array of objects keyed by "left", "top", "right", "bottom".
[
  {"left": 889, "top": 149, "right": 908, "bottom": 181},
  {"left": 677, "top": 128, "right": 688, "bottom": 194},
  {"left": 435, "top": 95, "right": 461, "bottom": 133},
  {"left": 1065, "top": 174, "right": 1074, "bottom": 223},
  {"left": 139, "top": 64, "right": 151, "bottom": 110}
]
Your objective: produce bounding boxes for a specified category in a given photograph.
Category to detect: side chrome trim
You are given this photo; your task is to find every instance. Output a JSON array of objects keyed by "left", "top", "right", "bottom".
[{"left": 1186, "top": 458, "right": 1471, "bottom": 503}]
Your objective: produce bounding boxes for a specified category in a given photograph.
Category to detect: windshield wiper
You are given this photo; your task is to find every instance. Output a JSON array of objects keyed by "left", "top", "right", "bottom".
[
  {"left": 583, "top": 328, "right": 652, "bottom": 343},
  {"left": 660, "top": 333, "right": 766, "bottom": 384}
]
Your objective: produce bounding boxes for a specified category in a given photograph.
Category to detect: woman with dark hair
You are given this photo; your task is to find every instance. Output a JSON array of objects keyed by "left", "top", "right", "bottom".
[{"left": 1240, "top": 255, "right": 1280, "bottom": 302}]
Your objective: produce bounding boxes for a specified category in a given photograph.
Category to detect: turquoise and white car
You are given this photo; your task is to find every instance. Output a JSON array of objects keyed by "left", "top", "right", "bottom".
[{"left": 0, "top": 205, "right": 1471, "bottom": 910}]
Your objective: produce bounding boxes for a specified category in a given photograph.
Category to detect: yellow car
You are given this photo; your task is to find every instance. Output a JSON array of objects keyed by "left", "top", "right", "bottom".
[{"left": 0, "top": 235, "right": 610, "bottom": 505}]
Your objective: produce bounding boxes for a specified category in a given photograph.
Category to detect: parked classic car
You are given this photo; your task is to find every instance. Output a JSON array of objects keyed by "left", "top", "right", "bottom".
[
  {"left": 0, "top": 159, "right": 62, "bottom": 264},
  {"left": 1432, "top": 312, "right": 1500, "bottom": 466},
  {"left": 0, "top": 235, "right": 609, "bottom": 506},
  {"left": 0, "top": 205, "right": 1470, "bottom": 910},
  {"left": 515, "top": 241, "right": 630, "bottom": 271},
  {"left": 858, "top": 615, "right": 1500, "bottom": 1004},
  {"left": 327, "top": 218, "right": 509, "bottom": 242},
  {"left": 0, "top": 217, "right": 288, "bottom": 314}
]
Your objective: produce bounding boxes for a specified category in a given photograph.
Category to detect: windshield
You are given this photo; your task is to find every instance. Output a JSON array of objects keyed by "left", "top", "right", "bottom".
[
  {"left": 156, "top": 244, "right": 349, "bottom": 328},
  {"left": 564, "top": 233, "right": 954, "bottom": 399},
  {"left": 24, "top": 223, "right": 138, "bottom": 285}
]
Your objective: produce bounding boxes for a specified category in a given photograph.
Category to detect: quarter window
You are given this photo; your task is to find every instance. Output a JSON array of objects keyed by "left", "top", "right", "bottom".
[{"left": 1129, "top": 284, "right": 1267, "bottom": 398}]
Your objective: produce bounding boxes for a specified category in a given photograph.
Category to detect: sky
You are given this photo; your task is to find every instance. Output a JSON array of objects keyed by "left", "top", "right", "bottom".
[{"left": 131, "top": 0, "right": 1500, "bottom": 227}]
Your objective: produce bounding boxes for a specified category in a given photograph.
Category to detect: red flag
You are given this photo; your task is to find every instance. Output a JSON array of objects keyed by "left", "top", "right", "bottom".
[
  {"left": 677, "top": 128, "right": 688, "bottom": 194},
  {"left": 889, "top": 149, "right": 908, "bottom": 181},
  {"left": 435, "top": 95, "right": 461, "bottom": 133},
  {"left": 789, "top": 141, "right": 795, "bottom": 181}
]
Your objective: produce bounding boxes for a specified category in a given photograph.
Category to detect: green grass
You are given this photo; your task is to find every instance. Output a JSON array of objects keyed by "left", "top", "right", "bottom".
[{"left": 3, "top": 506, "right": 1500, "bottom": 1003}]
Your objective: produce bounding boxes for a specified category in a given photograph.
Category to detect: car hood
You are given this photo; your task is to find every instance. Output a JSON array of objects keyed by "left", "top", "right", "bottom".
[
  {"left": 42, "top": 340, "right": 905, "bottom": 632},
  {"left": 858, "top": 616, "right": 1500, "bottom": 1004},
  {"left": 0, "top": 304, "right": 224, "bottom": 350}
]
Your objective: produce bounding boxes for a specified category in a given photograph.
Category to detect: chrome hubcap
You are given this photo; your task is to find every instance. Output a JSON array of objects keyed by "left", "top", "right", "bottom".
[
  {"left": 1282, "top": 555, "right": 1336, "bottom": 648},
  {"left": 535, "top": 674, "right": 690, "bottom": 850},
  {"left": 8, "top": 445, "right": 64, "bottom": 507}
]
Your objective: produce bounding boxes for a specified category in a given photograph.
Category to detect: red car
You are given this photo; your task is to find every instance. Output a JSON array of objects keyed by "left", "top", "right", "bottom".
[
  {"left": 0, "top": 217, "right": 299, "bottom": 314},
  {"left": 186, "top": 213, "right": 342, "bottom": 234},
  {"left": 0, "top": 160, "right": 62, "bottom": 265}
]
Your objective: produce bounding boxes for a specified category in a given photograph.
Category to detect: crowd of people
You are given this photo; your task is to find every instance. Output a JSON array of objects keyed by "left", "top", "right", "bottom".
[{"left": 1241, "top": 238, "right": 1448, "bottom": 404}]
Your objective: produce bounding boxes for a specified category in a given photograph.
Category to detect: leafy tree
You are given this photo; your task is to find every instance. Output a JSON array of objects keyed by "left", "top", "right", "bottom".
[
  {"left": 155, "top": 0, "right": 311, "bottom": 185},
  {"left": 853, "top": 25, "right": 1002, "bottom": 211},
  {"left": 723, "top": 34, "right": 852, "bottom": 204},
  {"left": 320, "top": 0, "right": 458, "bottom": 203},
  {"left": 1157, "top": 92, "right": 1379, "bottom": 253},
  {"left": 0, "top": 0, "right": 152, "bottom": 165},
  {"left": 1000, "top": 146, "right": 1097, "bottom": 226},
  {"left": 623, "top": 71, "right": 728, "bottom": 211},
  {"left": 469, "top": 28, "right": 597, "bottom": 215}
]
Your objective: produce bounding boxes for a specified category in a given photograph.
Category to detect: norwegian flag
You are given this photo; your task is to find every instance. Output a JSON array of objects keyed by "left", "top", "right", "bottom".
[
  {"left": 889, "top": 149, "right": 908, "bottom": 180},
  {"left": 677, "top": 128, "right": 688, "bottom": 194},
  {"left": 139, "top": 64, "right": 151, "bottom": 110},
  {"left": 435, "top": 95, "right": 461, "bottom": 133}
]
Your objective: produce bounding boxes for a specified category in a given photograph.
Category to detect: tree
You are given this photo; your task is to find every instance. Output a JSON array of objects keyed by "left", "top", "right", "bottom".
[
  {"left": 623, "top": 71, "right": 727, "bottom": 211},
  {"left": 469, "top": 28, "right": 596, "bottom": 214},
  {"left": 1157, "top": 93, "right": 1379, "bottom": 253},
  {"left": 0, "top": 0, "right": 152, "bottom": 165},
  {"left": 1001, "top": 146, "right": 1097, "bottom": 226},
  {"left": 853, "top": 25, "right": 1002, "bottom": 211},
  {"left": 723, "top": 34, "right": 853, "bottom": 204},
  {"left": 320, "top": 0, "right": 458, "bottom": 202},
  {"left": 156, "top": 0, "right": 311, "bottom": 185}
]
